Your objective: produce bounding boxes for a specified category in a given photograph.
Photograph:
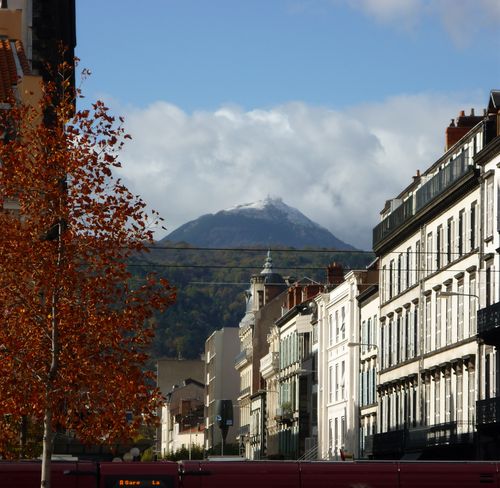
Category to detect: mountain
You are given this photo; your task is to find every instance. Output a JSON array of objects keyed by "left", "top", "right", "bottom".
[{"left": 162, "top": 197, "right": 356, "bottom": 250}]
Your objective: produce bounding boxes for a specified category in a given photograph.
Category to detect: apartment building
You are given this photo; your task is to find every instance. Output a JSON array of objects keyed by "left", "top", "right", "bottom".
[
  {"left": 316, "top": 267, "right": 375, "bottom": 460},
  {"left": 475, "top": 91, "right": 500, "bottom": 459},
  {"left": 369, "top": 93, "right": 499, "bottom": 459},
  {"left": 270, "top": 279, "right": 321, "bottom": 459},
  {"left": 235, "top": 252, "right": 287, "bottom": 458},
  {"left": 357, "top": 263, "right": 379, "bottom": 458}
]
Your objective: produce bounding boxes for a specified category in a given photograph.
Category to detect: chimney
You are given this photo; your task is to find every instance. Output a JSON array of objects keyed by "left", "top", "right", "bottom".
[
  {"left": 445, "top": 109, "right": 482, "bottom": 150},
  {"left": 326, "top": 262, "right": 344, "bottom": 286}
]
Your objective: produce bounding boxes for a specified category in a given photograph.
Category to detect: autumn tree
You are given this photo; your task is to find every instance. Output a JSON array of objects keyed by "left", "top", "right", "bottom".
[{"left": 0, "top": 61, "right": 176, "bottom": 487}]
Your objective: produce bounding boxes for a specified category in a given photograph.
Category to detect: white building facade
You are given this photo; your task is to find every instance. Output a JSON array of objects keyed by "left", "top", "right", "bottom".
[
  {"left": 370, "top": 96, "right": 500, "bottom": 459},
  {"left": 317, "top": 270, "right": 369, "bottom": 460}
]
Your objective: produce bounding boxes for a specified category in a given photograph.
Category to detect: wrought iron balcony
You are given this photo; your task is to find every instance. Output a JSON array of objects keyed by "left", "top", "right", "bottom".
[
  {"left": 415, "top": 153, "right": 471, "bottom": 212},
  {"left": 478, "top": 301, "right": 500, "bottom": 344},
  {"left": 373, "top": 197, "right": 414, "bottom": 249},
  {"left": 370, "top": 422, "right": 474, "bottom": 457},
  {"left": 477, "top": 397, "right": 500, "bottom": 426}
]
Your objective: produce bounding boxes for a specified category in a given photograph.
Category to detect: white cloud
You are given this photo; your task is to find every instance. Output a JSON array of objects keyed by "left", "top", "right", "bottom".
[
  {"left": 346, "top": 0, "right": 422, "bottom": 29},
  {"left": 115, "top": 92, "right": 482, "bottom": 250},
  {"left": 318, "top": 0, "right": 500, "bottom": 44}
]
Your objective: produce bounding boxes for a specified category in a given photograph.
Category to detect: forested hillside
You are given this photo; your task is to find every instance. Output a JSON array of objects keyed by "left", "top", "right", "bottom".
[{"left": 131, "top": 242, "right": 373, "bottom": 361}]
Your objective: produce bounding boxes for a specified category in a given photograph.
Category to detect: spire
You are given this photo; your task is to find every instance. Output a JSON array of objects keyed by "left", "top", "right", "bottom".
[{"left": 261, "top": 250, "right": 273, "bottom": 275}]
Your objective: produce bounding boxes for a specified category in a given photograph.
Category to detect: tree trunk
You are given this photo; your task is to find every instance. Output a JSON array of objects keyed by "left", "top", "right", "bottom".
[{"left": 40, "top": 406, "right": 53, "bottom": 488}]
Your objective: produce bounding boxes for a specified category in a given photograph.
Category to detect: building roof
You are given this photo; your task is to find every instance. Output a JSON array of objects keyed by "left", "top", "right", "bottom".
[
  {"left": 489, "top": 90, "right": 500, "bottom": 113},
  {"left": 0, "top": 38, "right": 31, "bottom": 102}
]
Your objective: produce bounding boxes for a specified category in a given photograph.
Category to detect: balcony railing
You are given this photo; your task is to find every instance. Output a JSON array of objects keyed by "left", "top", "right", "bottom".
[
  {"left": 477, "top": 397, "right": 500, "bottom": 426},
  {"left": 373, "top": 197, "right": 414, "bottom": 249},
  {"left": 415, "top": 153, "right": 471, "bottom": 212},
  {"left": 373, "top": 153, "right": 474, "bottom": 249},
  {"left": 370, "top": 422, "right": 474, "bottom": 456},
  {"left": 478, "top": 301, "right": 500, "bottom": 340}
]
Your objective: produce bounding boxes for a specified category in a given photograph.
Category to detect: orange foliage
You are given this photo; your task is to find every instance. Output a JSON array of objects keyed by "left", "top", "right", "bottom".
[{"left": 0, "top": 61, "right": 176, "bottom": 459}]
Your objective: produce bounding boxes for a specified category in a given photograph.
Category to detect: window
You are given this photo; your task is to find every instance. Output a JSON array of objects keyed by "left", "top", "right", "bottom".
[
  {"left": 486, "top": 177, "right": 494, "bottom": 237},
  {"left": 425, "top": 296, "right": 432, "bottom": 353},
  {"left": 341, "top": 360, "right": 345, "bottom": 399},
  {"left": 435, "top": 291, "right": 442, "bottom": 349},
  {"left": 397, "top": 254, "right": 402, "bottom": 294},
  {"left": 468, "top": 367, "right": 475, "bottom": 425},
  {"left": 335, "top": 364, "right": 339, "bottom": 401},
  {"left": 389, "top": 260, "right": 394, "bottom": 299},
  {"left": 446, "top": 285, "right": 452, "bottom": 344},
  {"left": 328, "top": 314, "right": 334, "bottom": 346},
  {"left": 470, "top": 201, "right": 477, "bottom": 249},
  {"left": 447, "top": 218, "right": 454, "bottom": 264},
  {"left": 341, "top": 307, "right": 346, "bottom": 340},
  {"left": 425, "top": 380, "right": 431, "bottom": 426},
  {"left": 458, "top": 209, "right": 465, "bottom": 257},
  {"left": 457, "top": 281, "right": 464, "bottom": 341},
  {"left": 426, "top": 232, "right": 433, "bottom": 274},
  {"left": 436, "top": 225, "right": 442, "bottom": 269},
  {"left": 413, "top": 306, "right": 419, "bottom": 357},
  {"left": 406, "top": 247, "right": 411, "bottom": 288},
  {"left": 445, "top": 374, "right": 452, "bottom": 422},
  {"left": 457, "top": 370, "right": 463, "bottom": 424},
  {"left": 388, "top": 320, "right": 393, "bottom": 366},
  {"left": 469, "top": 274, "right": 477, "bottom": 335},
  {"left": 328, "top": 365, "right": 333, "bottom": 403},
  {"left": 416, "top": 240, "right": 421, "bottom": 282},
  {"left": 381, "top": 325, "right": 385, "bottom": 369},
  {"left": 435, "top": 375, "right": 441, "bottom": 425},
  {"left": 405, "top": 309, "right": 411, "bottom": 359},
  {"left": 334, "top": 417, "right": 338, "bottom": 455},
  {"left": 335, "top": 310, "right": 339, "bottom": 342},
  {"left": 486, "top": 262, "right": 494, "bottom": 307},
  {"left": 396, "top": 314, "right": 401, "bottom": 363},
  {"left": 381, "top": 265, "right": 386, "bottom": 302}
]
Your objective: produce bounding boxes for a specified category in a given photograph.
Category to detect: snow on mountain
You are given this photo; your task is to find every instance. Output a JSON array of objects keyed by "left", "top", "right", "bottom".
[
  {"left": 163, "top": 197, "right": 356, "bottom": 250},
  {"left": 224, "top": 197, "right": 321, "bottom": 229}
]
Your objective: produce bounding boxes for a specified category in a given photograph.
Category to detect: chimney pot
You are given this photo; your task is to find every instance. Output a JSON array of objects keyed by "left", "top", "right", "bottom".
[
  {"left": 470, "top": 108, "right": 475, "bottom": 116},
  {"left": 459, "top": 110, "right": 465, "bottom": 117},
  {"left": 449, "top": 119, "right": 455, "bottom": 127}
]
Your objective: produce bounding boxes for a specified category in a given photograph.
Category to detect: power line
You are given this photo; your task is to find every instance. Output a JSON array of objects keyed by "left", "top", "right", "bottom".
[{"left": 147, "top": 245, "right": 372, "bottom": 254}]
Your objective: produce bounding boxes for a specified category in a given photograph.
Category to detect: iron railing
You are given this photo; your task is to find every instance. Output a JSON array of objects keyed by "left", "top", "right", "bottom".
[
  {"left": 477, "top": 397, "right": 500, "bottom": 426},
  {"left": 373, "top": 153, "right": 474, "bottom": 249},
  {"left": 478, "top": 301, "right": 500, "bottom": 337}
]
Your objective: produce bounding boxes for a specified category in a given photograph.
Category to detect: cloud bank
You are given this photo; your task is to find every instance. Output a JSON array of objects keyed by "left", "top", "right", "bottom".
[{"left": 115, "top": 92, "right": 482, "bottom": 250}]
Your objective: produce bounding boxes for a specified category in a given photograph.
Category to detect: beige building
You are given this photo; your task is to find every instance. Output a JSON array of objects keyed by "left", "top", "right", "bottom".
[
  {"left": 204, "top": 326, "right": 240, "bottom": 453},
  {"left": 161, "top": 378, "right": 205, "bottom": 456},
  {"left": 157, "top": 359, "right": 204, "bottom": 456}
]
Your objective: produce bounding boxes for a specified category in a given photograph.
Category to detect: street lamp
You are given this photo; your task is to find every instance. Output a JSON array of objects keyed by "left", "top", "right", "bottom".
[
  {"left": 347, "top": 342, "right": 379, "bottom": 354},
  {"left": 437, "top": 291, "right": 479, "bottom": 300}
]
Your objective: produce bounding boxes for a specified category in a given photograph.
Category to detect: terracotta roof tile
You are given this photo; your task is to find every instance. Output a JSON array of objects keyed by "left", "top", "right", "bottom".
[
  {"left": 0, "top": 39, "right": 32, "bottom": 103},
  {"left": 15, "top": 40, "right": 30, "bottom": 75}
]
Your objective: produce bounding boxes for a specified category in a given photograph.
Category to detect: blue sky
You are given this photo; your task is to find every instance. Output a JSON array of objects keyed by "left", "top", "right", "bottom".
[{"left": 76, "top": 0, "right": 500, "bottom": 249}]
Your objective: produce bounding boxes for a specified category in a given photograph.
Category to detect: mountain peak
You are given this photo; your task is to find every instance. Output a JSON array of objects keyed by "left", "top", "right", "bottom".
[{"left": 163, "top": 197, "right": 355, "bottom": 250}]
